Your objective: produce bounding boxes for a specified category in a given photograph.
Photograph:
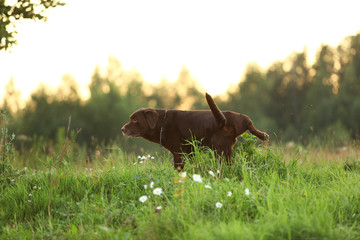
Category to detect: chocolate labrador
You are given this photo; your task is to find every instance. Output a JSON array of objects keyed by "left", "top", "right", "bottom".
[{"left": 122, "top": 93, "right": 269, "bottom": 170}]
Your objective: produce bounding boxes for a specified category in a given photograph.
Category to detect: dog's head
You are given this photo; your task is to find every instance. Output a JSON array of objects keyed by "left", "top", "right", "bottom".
[{"left": 121, "top": 108, "right": 159, "bottom": 137}]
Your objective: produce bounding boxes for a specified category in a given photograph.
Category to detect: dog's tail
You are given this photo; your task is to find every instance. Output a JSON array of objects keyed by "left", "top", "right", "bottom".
[
  {"left": 247, "top": 122, "right": 270, "bottom": 141},
  {"left": 205, "top": 93, "right": 227, "bottom": 128}
]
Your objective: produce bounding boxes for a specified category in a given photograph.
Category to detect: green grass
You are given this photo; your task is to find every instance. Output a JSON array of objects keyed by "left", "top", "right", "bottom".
[{"left": 1, "top": 134, "right": 360, "bottom": 239}]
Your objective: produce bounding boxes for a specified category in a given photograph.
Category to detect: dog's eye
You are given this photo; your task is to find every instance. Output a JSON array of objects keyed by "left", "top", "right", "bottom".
[{"left": 131, "top": 118, "right": 138, "bottom": 123}]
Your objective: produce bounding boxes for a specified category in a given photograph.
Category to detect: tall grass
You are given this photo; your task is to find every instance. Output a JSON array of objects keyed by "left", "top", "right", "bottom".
[{"left": 1, "top": 132, "right": 360, "bottom": 239}]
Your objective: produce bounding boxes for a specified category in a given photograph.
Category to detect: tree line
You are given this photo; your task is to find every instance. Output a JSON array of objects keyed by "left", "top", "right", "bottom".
[{"left": 1, "top": 33, "right": 360, "bottom": 153}]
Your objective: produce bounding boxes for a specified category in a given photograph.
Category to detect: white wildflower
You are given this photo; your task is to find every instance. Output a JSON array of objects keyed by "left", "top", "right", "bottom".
[
  {"left": 245, "top": 188, "right": 250, "bottom": 196},
  {"left": 156, "top": 206, "right": 162, "bottom": 210},
  {"left": 150, "top": 181, "right": 154, "bottom": 188},
  {"left": 227, "top": 191, "right": 232, "bottom": 197},
  {"left": 215, "top": 202, "right": 223, "bottom": 208},
  {"left": 192, "top": 174, "right": 203, "bottom": 183},
  {"left": 139, "top": 195, "right": 148, "bottom": 203},
  {"left": 205, "top": 185, "right": 212, "bottom": 189},
  {"left": 28, "top": 194, "right": 32, "bottom": 197},
  {"left": 209, "top": 171, "right": 215, "bottom": 177},
  {"left": 180, "top": 172, "right": 187, "bottom": 178},
  {"left": 144, "top": 185, "right": 147, "bottom": 189},
  {"left": 33, "top": 186, "right": 37, "bottom": 190},
  {"left": 153, "top": 188, "right": 162, "bottom": 196}
]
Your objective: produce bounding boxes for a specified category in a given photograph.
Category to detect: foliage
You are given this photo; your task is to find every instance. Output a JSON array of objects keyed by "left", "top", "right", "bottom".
[
  {"left": 225, "top": 33, "right": 360, "bottom": 143},
  {"left": 0, "top": 108, "right": 22, "bottom": 191},
  {"left": 0, "top": 0, "right": 65, "bottom": 51}
]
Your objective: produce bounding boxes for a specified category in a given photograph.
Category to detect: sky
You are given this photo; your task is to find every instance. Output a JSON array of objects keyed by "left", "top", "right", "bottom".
[{"left": 1, "top": 0, "right": 360, "bottom": 102}]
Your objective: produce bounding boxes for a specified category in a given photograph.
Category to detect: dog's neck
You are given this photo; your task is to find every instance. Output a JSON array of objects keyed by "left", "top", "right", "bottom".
[{"left": 159, "top": 110, "right": 168, "bottom": 147}]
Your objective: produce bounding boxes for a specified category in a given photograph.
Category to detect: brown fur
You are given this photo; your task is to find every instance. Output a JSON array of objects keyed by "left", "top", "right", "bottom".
[{"left": 122, "top": 93, "right": 269, "bottom": 170}]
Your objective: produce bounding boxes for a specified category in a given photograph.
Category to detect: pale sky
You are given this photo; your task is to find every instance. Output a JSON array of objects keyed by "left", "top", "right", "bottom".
[{"left": 1, "top": 0, "right": 360, "bottom": 102}]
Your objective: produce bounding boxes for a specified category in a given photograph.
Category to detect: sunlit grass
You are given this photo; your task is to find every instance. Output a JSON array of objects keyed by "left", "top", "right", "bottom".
[{"left": 1, "top": 134, "right": 360, "bottom": 239}]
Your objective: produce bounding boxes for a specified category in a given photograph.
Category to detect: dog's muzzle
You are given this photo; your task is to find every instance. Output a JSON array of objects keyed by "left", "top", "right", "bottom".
[{"left": 121, "top": 126, "right": 128, "bottom": 136}]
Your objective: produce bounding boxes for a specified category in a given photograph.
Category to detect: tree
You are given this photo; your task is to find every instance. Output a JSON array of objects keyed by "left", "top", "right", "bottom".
[
  {"left": 266, "top": 51, "right": 310, "bottom": 141},
  {"left": 337, "top": 34, "right": 360, "bottom": 138},
  {"left": 303, "top": 45, "right": 338, "bottom": 138},
  {"left": 0, "top": 0, "right": 65, "bottom": 51},
  {"left": 1, "top": 78, "right": 21, "bottom": 113},
  {"left": 226, "top": 63, "right": 276, "bottom": 134}
]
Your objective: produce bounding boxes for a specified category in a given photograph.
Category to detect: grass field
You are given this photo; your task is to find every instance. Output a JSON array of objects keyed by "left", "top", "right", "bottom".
[{"left": 1, "top": 133, "right": 360, "bottom": 239}]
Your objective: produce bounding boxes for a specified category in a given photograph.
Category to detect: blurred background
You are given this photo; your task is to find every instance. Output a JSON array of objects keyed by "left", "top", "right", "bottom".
[{"left": 1, "top": 0, "right": 360, "bottom": 158}]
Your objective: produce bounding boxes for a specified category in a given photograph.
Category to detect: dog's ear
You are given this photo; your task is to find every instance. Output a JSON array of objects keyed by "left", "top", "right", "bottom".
[{"left": 144, "top": 109, "right": 159, "bottom": 129}]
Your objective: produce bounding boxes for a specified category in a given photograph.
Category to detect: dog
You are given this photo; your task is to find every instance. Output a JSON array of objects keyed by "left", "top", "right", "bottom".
[{"left": 122, "top": 93, "right": 269, "bottom": 170}]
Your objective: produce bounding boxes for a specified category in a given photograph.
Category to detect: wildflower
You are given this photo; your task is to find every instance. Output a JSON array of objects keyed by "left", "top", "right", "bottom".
[
  {"left": 151, "top": 156, "right": 155, "bottom": 159},
  {"left": 150, "top": 181, "right": 154, "bottom": 188},
  {"left": 39, "top": 187, "right": 42, "bottom": 190},
  {"left": 138, "top": 156, "right": 141, "bottom": 159},
  {"left": 245, "top": 188, "right": 250, "bottom": 196},
  {"left": 147, "top": 155, "right": 151, "bottom": 158},
  {"left": 139, "top": 161, "right": 143, "bottom": 164},
  {"left": 141, "top": 156, "right": 147, "bottom": 160},
  {"left": 139, "top": 195, "right": 148, "bottom": 203},
  {"left": 180, "top": 172, "right": 187, "bottom": 178},
  {"left": 153, "top": 188, "right": 162, "bottom": 196},
  {"left": 11, "top": 179, "right": 15, "bottom": 183},
  {"left": 192, "top": 174, "right": 203, "bottom": 183},
  {"left": 33, "top": 186, "right": 37, "bottom": 190},
  {"left": 156, "top": 206, "right": 162, "bottom": 210},
  {"left": 144, "top": 185, "right": 148, "bottom": 189},
  {"left": 209, "top": 171, "right": 215, "bottom": 177},
  {"left": 27, "top": 200, "right": 32, "bottom": 203},
  {"left": 217, "top": 170, "right": 220, "bottom": 174},
  {"left": 29, "top": 194, "right": 32, "bottom": 197},
  {"left": 215, "top": 202, "right": 223, "bottom": 208},
  {"left": 227, "top": 191, "right": 232, "bottom": 197},
  {"left": 205, "top": 185, "right": 212, "bottom": 189}
]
